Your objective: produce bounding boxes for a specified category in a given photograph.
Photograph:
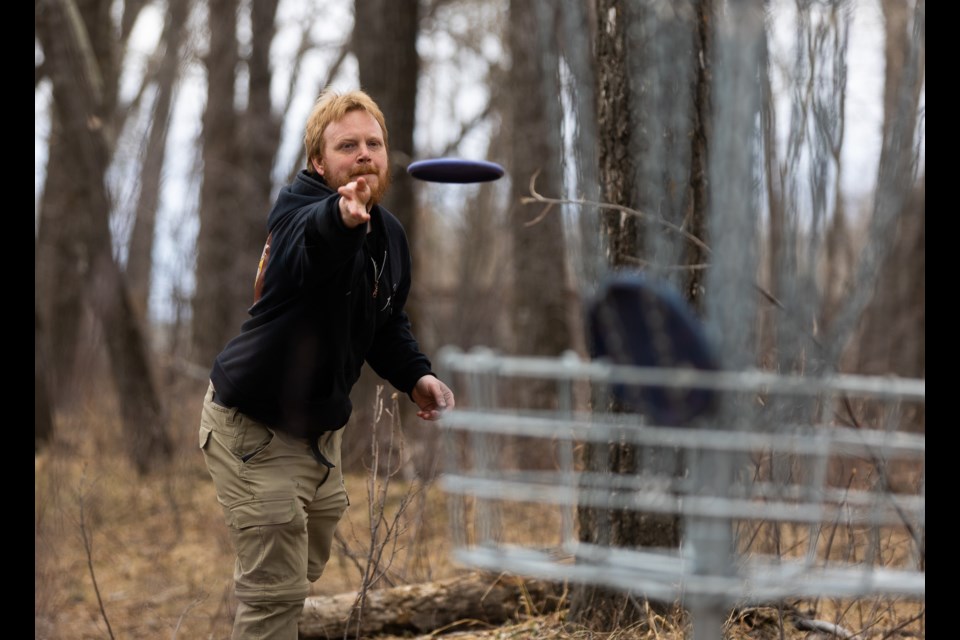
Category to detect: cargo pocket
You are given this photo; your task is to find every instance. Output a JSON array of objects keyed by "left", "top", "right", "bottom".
[
  {"left": 199, "top": 425, "right": 212, "bottom": 450},
  {"left": 230, "top": 496, "right": 298, "bottom": 529},
  {"left": 228, "top": 497, "right": 306, "bottom": 600}
]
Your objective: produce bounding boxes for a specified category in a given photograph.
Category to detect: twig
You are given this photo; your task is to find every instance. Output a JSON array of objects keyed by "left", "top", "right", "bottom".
[
  {"left": 345, "top": 387, "right": 424, "bottom": 639},
  {"left": 878, "top": 608, "right": 924, "bottom": 640},
  {"left": 521, "top": 171, "right": 816, "bottom": 334},
  {"left": 521, "top": 169, "right": 712, "bottom": 255},
  {"left": 171, "top": 591, "right": 209, "bottom": 640},
  {"left": 77, "top": 468, "right": 116, "bottom": 640},
  {"left": 333, "top": 528, "right": 368, "bottom": 577}
]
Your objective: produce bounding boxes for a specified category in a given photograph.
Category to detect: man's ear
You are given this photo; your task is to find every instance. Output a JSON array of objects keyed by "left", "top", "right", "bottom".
[{"left": 311, "top": 158, "right": 325, "bottom": 176}]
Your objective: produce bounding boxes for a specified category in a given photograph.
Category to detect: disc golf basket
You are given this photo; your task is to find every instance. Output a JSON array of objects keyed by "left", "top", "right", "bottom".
[{"left": 435, "top": 276, "right": 925, "bottom": 639}]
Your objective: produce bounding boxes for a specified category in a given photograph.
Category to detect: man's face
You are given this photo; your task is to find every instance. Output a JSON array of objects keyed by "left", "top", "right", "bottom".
[{"left": 313, "top": 109, "right": 390, "bottom": 206}]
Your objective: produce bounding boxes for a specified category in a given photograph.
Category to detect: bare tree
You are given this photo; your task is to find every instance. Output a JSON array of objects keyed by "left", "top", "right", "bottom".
[
  {"left": 191, "top": 0, "right": 296, "bottom": 368},
  {"left": 239, "top": 0, "right": 283, "bottom": 303},
  {"left": 126, "top": 0, "right": 190, "bottom": 322},
  {"left": 855, "top": 0, "right": 925, "bottom": 380},
  {"left": 191, "top": 0, "right": 242, "bottom": 367},
  {"left": 478, "top": 0, "right": 576, "bottom": 480},
  {"left": 507, "top": 1, "right": 572, "bottom": 366},
  {"left": 35, "top": 0, "right": 172, "bottom": 473},
  {"left": 570, "top": 0, "right": 711, "bottom": 628}
]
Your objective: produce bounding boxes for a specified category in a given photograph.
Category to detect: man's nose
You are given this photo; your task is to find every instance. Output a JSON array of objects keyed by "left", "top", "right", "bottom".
[{"left": 357, "top": 144, "right": 371, "bottom": 161}]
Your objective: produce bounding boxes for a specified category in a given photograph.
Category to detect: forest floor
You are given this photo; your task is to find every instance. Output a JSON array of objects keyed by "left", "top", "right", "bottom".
[{"left": 35, "top": 377, "right": 925, "bottom": 639}]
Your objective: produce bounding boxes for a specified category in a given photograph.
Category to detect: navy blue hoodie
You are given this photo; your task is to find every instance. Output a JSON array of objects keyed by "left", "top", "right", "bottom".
[{"left": 209, "top": 170, "right": 433, "bottom": 439}]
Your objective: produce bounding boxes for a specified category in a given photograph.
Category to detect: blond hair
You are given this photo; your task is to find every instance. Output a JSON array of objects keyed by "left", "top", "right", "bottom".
[{"left": 304, "top": 89, "right": 389, "bottom": 172}]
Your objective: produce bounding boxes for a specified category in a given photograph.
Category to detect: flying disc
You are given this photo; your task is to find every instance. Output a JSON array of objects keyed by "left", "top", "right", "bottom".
[
  {"left": 407, "top": 158, "right": 505, "bottom": 183},
  {"left": 586, "top": 272, "right": 719, "bottom": 425}
]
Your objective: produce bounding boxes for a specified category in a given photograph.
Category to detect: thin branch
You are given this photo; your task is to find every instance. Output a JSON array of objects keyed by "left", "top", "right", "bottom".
[
  {"left": 333, "top": 529, "right": 369, "bottom": 578},
  {"left": 519, "top": 171, "right": 839, "bottom": 357},
  {"left": 878, "top": 608, "right": 925, "bottom": 640},
  {"left": 620, "top": 255, "right": 711, "bottom": 272},
  {"left": 77, "top": 470, "right": 116, "bottom": 640},
  {"left": 440, "top": 96, "right": 496, "bottom": 158},
  {"left": 347, "top": 387, "right": 416, "bottom": 638},
  {"left": 171, "top": 591, "right": 208, "bottom": 640},
  {"left": 522, "top": 169, "right": 712, "bottom": 256}
]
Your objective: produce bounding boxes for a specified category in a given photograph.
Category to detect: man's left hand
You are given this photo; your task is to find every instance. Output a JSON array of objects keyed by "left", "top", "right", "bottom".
[{"left": 412, "top": 375, "right": 455, "bottom": 421}]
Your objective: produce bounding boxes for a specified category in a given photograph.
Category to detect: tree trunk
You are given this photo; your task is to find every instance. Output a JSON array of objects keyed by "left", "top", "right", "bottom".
[
  {"left": 238, "top": 0, "right": 282, "bottom": 306},
  {"left": 684, "top": 0, "right": 714, "bottom": 314},
  {"left": 35, "top": 301, "right": 54, "bottom": 451},
  {"left": 192, "top": 0, "right": 242, "bottom": 366},
  {"left": 507, "top": 0, "right": 572, "bottom": 372},
  {"left": 855, "top": 0, "right": 925, "bottom": 380},
  {"left": 36, "top": 0, "right": 171, "bottom": 474},
  {"left": 570, "top": 0, "right": 708, "bottom": 628},
  {"left": 299, "top": 573, "right": 562, "bottom": 639},
  {"left": 126, "top": 0, "right": 189, "bottom": 322},
  {"left": 758, "top": 11, "right": 783, "bottom": 369},
  {"left": 36, "top": 115, "right": 87, "bottom": 403},
  {"left": 488, "top": 0, "right": 575, "bottom": 476}
]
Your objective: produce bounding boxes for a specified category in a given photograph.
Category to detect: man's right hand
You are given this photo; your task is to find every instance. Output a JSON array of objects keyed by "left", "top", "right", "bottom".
[{"left": 338, "top": 176, "right": 372, "bottom": 228}]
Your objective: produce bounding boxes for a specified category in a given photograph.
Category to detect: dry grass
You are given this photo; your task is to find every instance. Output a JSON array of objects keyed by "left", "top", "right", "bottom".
[{"left": 35, "top": 377, "right": 925, "bottom": 639}]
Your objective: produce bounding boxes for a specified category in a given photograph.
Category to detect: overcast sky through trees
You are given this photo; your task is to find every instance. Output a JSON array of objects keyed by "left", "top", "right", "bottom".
[{"left": 34, "top": 0, "right": 920, "bottom": 326}]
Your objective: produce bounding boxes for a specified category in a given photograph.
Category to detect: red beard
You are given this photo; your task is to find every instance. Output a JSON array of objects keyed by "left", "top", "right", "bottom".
[{"left": 327, "top": 164, "right": 391, "bottom": 206}]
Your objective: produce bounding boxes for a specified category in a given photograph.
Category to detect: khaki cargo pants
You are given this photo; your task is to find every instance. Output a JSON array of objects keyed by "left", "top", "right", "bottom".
[{"left": 199, "top": 383, "right": 349, "bottom": 640}]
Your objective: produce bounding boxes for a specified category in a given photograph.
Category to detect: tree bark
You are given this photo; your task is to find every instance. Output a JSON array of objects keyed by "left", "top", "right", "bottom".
[
  {"left": 570, "top": 0, "right": 641, "bottom": 628},
  {"left": 299, "top": 573, "right": 562, "bottom": 639},
  {"left": 683, "top": 0, "right": 714, "bottom": 314}
]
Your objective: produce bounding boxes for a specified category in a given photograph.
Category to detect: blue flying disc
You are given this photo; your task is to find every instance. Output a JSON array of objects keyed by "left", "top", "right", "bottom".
[
  {"left": 586, "top": 273, "right": 719, "bottom": 425},
  {"left": 407, "top": 158, "right": 505, "bottom": 183}
]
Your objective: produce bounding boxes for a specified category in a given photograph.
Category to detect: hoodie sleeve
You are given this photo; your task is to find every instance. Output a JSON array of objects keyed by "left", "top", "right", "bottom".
[
  {"left": 364, "top": 234, "right": 434, "bottom": 394},
  {"left": 366, "top": 309, "right": 434, "bottom": 395},
  {"left": 284, "top": 194, "right": 366, "bottom": 285}
]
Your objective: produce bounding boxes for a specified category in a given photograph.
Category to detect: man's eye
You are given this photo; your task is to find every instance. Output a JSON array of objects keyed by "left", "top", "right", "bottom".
[{"left": 368, "top": 141, "right": 381, "bottom": 148}]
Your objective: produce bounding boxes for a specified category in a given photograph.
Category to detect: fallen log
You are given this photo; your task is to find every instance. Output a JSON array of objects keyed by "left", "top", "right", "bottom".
[{"left": 298, "top": 572, "right": 564, "bottom": 639}]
